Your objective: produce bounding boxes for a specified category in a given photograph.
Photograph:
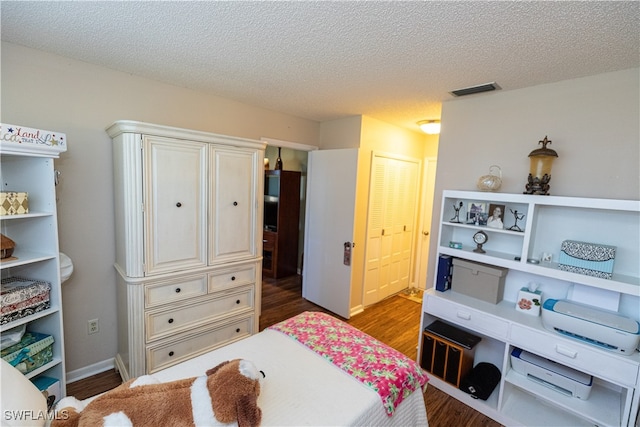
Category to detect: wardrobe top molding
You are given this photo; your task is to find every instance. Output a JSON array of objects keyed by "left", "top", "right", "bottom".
[
  {"left": 106, "top": 120, "right": 267, "bottom": 151},
  {"left": 443, "top": 190, "right": 640, "bottom": 211}
]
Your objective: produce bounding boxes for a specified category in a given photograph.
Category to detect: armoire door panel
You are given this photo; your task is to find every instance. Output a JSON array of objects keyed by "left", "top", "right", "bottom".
[
  {"left": 210, "top": 148, "right": 258, "bottom": 263},
  {"left": 143, "top": 136, "right": 208, "bottom": 275}
]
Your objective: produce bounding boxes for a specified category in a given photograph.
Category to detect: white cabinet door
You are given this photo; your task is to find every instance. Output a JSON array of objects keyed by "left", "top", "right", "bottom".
[
  {"left": 302, "top": 149, "right": 358, "bottom": 319},
  {"left": 143, "top": 136, "right": 208, "bottom": 275},
  {"left": 209, "top": 147, "right": 259, "bottom": 263}
]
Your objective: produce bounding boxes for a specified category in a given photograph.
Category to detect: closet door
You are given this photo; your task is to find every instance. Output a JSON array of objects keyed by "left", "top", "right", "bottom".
[
  {"left": 363, "top": 154, "right": 419, "bottom": 305},
  {"left": 143, "top": 136, "right": 208, "bottom": 276},
  {"left": 209, "top": 147, "right": 260, "bottom": 264}
]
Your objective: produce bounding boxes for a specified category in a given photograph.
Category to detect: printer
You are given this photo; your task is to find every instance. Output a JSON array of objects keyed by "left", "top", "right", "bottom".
[
  {"left": 511, "top": 348, "right": 593, "bottom": 399},
  {"left": 541, "top": 299, "right": 640, "bottom": 355}
]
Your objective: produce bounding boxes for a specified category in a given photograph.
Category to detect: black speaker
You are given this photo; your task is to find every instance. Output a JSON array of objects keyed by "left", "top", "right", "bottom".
[{"left": 459, "top": 362, "right": 501, "bottom": 400}]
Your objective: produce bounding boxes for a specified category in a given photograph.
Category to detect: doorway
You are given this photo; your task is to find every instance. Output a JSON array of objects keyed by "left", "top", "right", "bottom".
[{"left": 262, "top": 138, "right": 317, "bottom": 278}]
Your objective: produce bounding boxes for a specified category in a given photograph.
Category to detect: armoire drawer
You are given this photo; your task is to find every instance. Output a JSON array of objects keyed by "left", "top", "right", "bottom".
[
  {"left": 144, "top": 275, "right": 208, "bottom": 308},
  {"left": 208, "top": 264, "right": 256, "bottom": 292},
  {"left": 145, "top": 285, "right": 254, "bottom": 342},
  {"left": 509, "top": 324, "right": 639, "bottom": 386},
  {"left": 146, "top": 315, "right": 254, "bottom": 374},
  {"left": 425, "top": 295, "right": 509, "bottom": 339}
]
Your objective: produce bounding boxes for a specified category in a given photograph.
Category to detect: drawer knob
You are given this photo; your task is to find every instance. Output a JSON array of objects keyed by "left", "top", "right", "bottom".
[
  {"left": 176, "top": 202, "right": 182, "bottom": 208},
  {"left": 175, "top": 288, "right": 181, "bottom": 293},
  {"left": 231, "top": 276, "right": 236, "bottom": 281},
  {"left": 233, "top": 201, "right": 238, "bottom": 206},
  {"left": 456, "top": 311, "right": 471, "bottom": 320},
  {"left": 236, "top": 299, "right": 241, "bottom": 304},
  {"left": 236, "top": 328, "right": 241, "bottom": 333},
  {"left": 555, "top": 345, "right": 577, "bottom": 359},
  {"left": 168, "top": 351, "right": 174, "bottom": 357},
  {"left": 168, "top": 318, "right": 174, "bottom": 324}
]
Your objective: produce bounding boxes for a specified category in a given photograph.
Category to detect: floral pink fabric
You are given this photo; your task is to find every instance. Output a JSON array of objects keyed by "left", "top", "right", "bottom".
[{"left": 268, "top": 311, "right": 429, "bottom": 416}]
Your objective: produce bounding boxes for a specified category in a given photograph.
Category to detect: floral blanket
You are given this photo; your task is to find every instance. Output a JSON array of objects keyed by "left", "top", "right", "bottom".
[{"left": 268, "top": 311, "right": 429, "bottom": 416}]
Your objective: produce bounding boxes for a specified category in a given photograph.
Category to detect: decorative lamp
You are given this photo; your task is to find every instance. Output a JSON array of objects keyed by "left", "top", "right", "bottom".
[
  {"left": 417, "top": 120, "right": 441, "bottom": 135},
  {"left": 524, "top": 136, "right": 558, "bottom": 195}
]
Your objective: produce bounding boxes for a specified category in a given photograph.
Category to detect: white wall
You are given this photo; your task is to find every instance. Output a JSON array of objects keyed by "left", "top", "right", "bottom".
[
  {"left": 1, "top": 42, "right": 320, "bottom": 377},
  {"left": 426, "top": 68, "right": 640, "bottom": 291}
]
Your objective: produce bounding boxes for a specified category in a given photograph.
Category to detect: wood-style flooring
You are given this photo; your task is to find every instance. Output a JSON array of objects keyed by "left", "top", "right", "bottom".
[{"left": 67, "top": 274, "right": 501, "bottom": 427}]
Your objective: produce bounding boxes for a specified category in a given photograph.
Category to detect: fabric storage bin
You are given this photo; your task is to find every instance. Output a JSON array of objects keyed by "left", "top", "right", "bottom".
[
  {"left": 1, "top": 331, "right": 54, "bottom": 374},
  {"left": 451, "top": 258, "right": 507, "bottom": 304},
  {"left": 558, "top": 240, "right": 616, "bottom": 279},
  {"left": 1, "top": 277, "right": 51, "bottom": 325},
  {"left": 0, "top": 191, "right": 29, "bottom": 215}
]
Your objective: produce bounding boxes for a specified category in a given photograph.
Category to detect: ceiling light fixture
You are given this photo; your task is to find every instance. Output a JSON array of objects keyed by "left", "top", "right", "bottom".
[{"left": 417, "top": 120, "right": 441, "bottom": 135}]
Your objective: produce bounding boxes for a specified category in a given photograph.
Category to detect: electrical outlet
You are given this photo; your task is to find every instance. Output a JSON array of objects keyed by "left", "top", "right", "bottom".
[{"left": 88, "top": 318, "right": 99, "bottom": 335}]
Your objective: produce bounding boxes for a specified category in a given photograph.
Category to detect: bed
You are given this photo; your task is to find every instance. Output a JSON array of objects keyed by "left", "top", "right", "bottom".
[
  {"left": 151, "top": 311, "right": 430, "bottom": 426},
  {"left": 3, "top": 311, "right": 429, "bottom": 427}
]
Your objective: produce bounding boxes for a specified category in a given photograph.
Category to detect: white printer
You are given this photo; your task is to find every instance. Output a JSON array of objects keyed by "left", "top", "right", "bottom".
[
  {"left": 541, "top": 299, "right": 640, "bottom": 355},
  {"left": 511, "top": 348, "right": 593, "bottom": 399}
]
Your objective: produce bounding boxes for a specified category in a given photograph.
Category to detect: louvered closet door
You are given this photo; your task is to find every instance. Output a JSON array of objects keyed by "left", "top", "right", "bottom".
[
  {"left": 363, "top": 154, "right": 419, "bottom": 306},
  {"left": 143, "top": 136, "right": 208, "bottom": 276}
]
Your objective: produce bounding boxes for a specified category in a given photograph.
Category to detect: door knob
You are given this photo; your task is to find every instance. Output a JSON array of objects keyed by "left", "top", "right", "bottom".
[{"left": 423, "top": 231, "right": 429, "bottom": 236}]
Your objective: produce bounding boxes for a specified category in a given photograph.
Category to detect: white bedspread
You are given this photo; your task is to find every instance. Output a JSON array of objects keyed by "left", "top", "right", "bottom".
[{"left": 152, "top": 329, "right": 429, "bottom": 426}]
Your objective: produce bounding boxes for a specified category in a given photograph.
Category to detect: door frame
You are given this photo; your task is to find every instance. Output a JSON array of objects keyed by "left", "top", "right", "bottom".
[{"left": 415, "top": 156, "right": 438, "bottom": 291}]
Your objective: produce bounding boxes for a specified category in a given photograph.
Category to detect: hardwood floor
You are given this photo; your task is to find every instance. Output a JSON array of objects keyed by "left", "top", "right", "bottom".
[{"left": 67, "top": 274, "right": 501, "bottom": 427}]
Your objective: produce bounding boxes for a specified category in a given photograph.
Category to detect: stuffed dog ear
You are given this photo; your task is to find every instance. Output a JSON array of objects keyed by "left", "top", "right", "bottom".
[
  {"left": 205, "top": 360, "right": 232, "bottom": 377},
  {"left": 236, "top": 393, "right": 262, "bottom": 427}
]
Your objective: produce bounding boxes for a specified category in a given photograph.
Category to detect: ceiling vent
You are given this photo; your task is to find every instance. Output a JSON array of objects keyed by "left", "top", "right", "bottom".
[{"left": 450, "top": 82, "right": 501, "bottom": 97}]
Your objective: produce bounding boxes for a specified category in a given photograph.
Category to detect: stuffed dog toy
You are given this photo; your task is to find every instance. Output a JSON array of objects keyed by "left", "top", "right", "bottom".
[{"left": 51, "top": 359, "right": 263, "bottom": 427}]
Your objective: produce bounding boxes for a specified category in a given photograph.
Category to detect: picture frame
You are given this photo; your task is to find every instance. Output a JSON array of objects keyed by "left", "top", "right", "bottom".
[
  {"left": 467, "top": 202, "right": 487, "bottom": 225},
  {"left": 487, "top": 204, "right": 506, "bottom": 229}
]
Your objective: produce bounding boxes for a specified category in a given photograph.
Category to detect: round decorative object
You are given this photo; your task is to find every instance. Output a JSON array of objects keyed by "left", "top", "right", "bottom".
[
  {"left": 473, "top": 231, "right": 488, "bottom": 253},
  {"left": 1, "top": 233, "right": 16, "bottom": 259},
  {"left": 477, "top": 165, "right": 502, "bottom": 192}
]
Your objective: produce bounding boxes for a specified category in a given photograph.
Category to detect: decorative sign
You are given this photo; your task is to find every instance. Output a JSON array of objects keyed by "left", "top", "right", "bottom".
[{"left": 0, "top": 123, "right": 67, "bottom": 155}]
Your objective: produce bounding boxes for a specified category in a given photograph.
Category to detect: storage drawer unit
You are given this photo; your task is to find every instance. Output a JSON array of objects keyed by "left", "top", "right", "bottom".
[
  {"left": 146, "top": 314, "right": 254, "bottom": 374},
  {"left": 510, "top": 323, "right": 638, "bottom": 387},
  {"left": 116, "top": 259, "right": 261, "bottom": 378}
]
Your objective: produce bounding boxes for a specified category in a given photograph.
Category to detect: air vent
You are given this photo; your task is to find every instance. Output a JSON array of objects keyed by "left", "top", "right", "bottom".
[{"left": 450, "top": 82, "right": 501, "bottom": 97}]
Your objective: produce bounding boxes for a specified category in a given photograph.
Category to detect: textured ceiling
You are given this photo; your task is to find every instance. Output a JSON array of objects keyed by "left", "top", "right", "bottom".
[{"left": 1, "top": 1, "right": 638, "bottom": 132}]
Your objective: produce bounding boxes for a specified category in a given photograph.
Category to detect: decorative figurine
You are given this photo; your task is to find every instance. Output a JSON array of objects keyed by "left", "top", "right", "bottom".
[
  {"left": 450, "top": 201, "right": 463, "bottom": 223},
  {"left": 508, "top": 209, "right": 525, "bottom": 232}
]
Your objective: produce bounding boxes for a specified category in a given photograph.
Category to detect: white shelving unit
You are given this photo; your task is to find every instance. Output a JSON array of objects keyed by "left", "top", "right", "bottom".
[
  {"left": 1, "top": 132, "right": 67, "bottom": 397},
  {"left": 420, "top": 190, "right": 640, "bottom": 427}
]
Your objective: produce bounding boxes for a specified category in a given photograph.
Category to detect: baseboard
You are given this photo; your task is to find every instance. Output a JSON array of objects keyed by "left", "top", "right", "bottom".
[{"left": 66, "top": 358, "right": 115, "bottom": 384}]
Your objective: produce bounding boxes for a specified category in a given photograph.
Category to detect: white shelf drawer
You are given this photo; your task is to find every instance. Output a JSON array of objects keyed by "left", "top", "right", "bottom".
[
  {"left": 208, "top": 264, "right": 256, "bottom": 292},
  {"left": 509, "top": 324, "right": 639, "bottom": 387},
  {"left": 145, "top": 285, "right": 254, "bottom": 342},
  {"left": 146, "top": 315, "right": 254, "bottom": 374},
  {"left": 425, "top": 294, "right": 509, "bottom": 339},
  {"left": 144, "top": 275, "right": 207, "bottom": 308}
]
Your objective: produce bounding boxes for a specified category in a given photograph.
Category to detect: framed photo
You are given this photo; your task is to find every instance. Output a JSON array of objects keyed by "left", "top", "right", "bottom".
[
  {"left": 487, "top": 204, "right": 505, "bottom": 229},
  {"left": 467, "top": 202, "right": 487, "bottom": 225}
]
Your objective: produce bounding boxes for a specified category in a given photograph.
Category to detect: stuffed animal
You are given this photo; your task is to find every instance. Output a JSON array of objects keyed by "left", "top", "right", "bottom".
[{"left": 51, "top": 359, "right": 263, "bottom": 427}]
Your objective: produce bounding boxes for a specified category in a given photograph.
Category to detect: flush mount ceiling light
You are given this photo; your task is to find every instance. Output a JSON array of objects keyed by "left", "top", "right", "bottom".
[
  {"left": 417, "top": 120, "right": 441, "bottom": 135},
  {"left": 450, "top": 82, "right": 501, "bottom": 97}
]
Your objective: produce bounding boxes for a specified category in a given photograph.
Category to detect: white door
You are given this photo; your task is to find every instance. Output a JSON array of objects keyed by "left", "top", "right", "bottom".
[
  {"left": 415, "top": 157, "right": 437, "bottom": 290},
  {"left": 143, "top": 135, "right": 208, "bottom": 275},
  {"left": 210, "top": 147, "right": 260, "bottom": 264},
  {"left": 363, "top": 155, "right": 420, "bottom": 305},
  {"left": 302, "top": 149, "right": 358, "bottom": 319}
]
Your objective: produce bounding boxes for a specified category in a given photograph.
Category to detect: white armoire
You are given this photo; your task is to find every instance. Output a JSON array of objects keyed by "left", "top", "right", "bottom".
[{"left": 107, "top": 121, "right": 265, "bottom": 380}]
